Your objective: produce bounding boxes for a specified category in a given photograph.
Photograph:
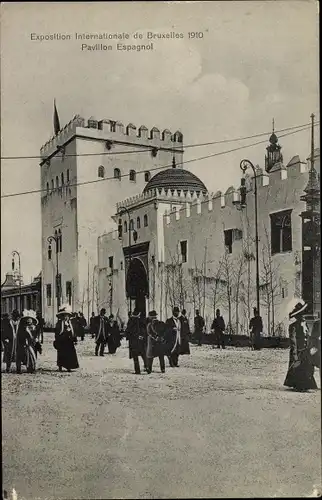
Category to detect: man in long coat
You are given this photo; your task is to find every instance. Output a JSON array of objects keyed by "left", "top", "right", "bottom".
[
  {"left": 249, "top": 308, "right": 263, "bottom": 350},
  {"left": 2, "top": 309, "right": 22, "bottom": 373},
  {"left": 194, "top": 310, "right": 205, "bottom": 346},
  {"left": 146, "top": 310, "right": 166, "bottom": 374},
  {"left": 106, "top": 314, "right": 121, "bottom": 354},
  {"left": 93, "top": 308, "right": 108, "bottom": 356},
  {"left": 166, "top": 306, "right": 184, "bottom": 367},
  {"left": 125, "top": 308, "right": 148, "bottom": 374},
  {"left": 211, "top": 309, "right": 226, "bottom": 349}
]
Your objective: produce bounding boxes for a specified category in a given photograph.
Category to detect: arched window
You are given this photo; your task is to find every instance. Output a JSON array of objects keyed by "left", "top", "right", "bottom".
[
  {"left": 67, "top": 169, "right": 70, "bottom": 182},
  {"left": 144, "top": 214, "right": 148, "bottom": 227},
  {"left": 144, "top": 171, "right": 151, "bottom": 182},
  {"left": 56, "top": 176, "right": 59, "bottom": 189},
  {"left": 129, "top": 170, "right": 136, "bottom": 182},
  {"left": 137, "top": 216, "right": 141, "bottom": 229},
  {"left": 129, "top": 219, "right": 134, "bottom": 230},
  {"left": 124, "top": 220, "right": 128, "bottom": 233},
  {"left": 114, "top": 168, "right": 121, "bottom": 180},
  {"left": 98, "top": 165, "right": 105, "bottom": 178},
  {"left": 61, "top": 172, "right": 64, "bottom": 185},
  {"left": 46, "top": 182, "right": 49, "bottom": 194},
  {"left": 58, "top": 228, "right": 62, "bottom": 252},
  {"left": 51, "top": 180, "right": 54, "bottom": 191}
]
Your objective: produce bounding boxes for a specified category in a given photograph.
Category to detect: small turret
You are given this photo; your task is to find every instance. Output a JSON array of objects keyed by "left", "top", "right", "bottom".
[{"left": 265, "top": 119, "right": 283, "bottom": 172}]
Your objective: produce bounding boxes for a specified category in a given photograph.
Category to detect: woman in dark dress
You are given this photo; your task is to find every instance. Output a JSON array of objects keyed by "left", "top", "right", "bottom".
[
  {"left": 284, "top": 300, "right": 317, "bottom": 391},
  {"left": 54, "top": 304, "right": 79, "bottom": 372},
  {"left": 106, "top": 314, "right": 121, "bottom": 354}
]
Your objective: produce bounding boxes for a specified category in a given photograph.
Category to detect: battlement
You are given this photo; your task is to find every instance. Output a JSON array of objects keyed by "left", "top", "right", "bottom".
[{"left": 40, "top": 114, "right": 184, "bottom": 160}]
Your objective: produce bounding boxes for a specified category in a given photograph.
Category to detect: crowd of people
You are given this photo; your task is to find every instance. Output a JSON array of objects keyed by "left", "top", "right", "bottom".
[{"left": 1, "top": 299, "right": 320, "bottom": 391}]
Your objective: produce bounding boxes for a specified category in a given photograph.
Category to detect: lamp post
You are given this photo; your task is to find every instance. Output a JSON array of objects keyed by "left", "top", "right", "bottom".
[
  {"left": 12, "top": 250, "right": 22, "bottom": 314},
  {"left": 47, "top": 234, "right": 60, "bottom": 314},
  {"left": 118, "top": 206, "right": 138, "bottom": 315},
  {"left": 237, "top": 159, "right": 260, "bottom": 316}
]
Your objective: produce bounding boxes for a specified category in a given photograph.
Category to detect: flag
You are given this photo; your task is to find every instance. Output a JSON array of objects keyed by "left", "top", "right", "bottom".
[{"left": 53, "top": 99, "right": 60, "bottom": 135}]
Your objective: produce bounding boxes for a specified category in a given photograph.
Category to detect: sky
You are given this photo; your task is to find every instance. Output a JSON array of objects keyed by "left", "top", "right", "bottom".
[{"left": 0, "top": 1, "right": 319, "bottom": 283}]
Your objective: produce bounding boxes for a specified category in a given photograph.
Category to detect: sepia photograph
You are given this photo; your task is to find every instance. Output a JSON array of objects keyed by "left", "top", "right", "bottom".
[{"left": 1, "top": 1, "right": 320, "bottom": 499}]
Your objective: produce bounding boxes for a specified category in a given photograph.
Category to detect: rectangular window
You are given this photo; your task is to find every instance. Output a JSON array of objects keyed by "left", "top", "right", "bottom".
[
  {"left": 180, "top": 240, "right": 188, "bottom": 263},
  {"left": 270, "top": 210, "right": 292, "bottom": 254},
  {"left": 56, "top": 273, "right": 62, "bottom": 298},
  {"left": 66, "top": 281, "right": 72, "bottom": 305},
  {"left": 224, "top": 229, "right": 233, "bottom": 254},
  {"left": 46, "top": 284, "right": 52, "bottom": 306},
  {"left": 109, "top": 256, "right": 114, "bottom": 269}
]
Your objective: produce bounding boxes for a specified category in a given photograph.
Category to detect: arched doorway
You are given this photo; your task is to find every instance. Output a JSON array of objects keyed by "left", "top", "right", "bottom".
[{"left": 126, "top": 257, "right": 149, "bottom": 317}]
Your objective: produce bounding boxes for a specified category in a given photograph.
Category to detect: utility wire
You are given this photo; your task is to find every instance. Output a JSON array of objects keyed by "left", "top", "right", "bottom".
[
  {"left": 0, "top": 121, "right": 318, "bottom": 161},
  {"left": 0, "top": 124, "right": 317, "bottom": 200}
]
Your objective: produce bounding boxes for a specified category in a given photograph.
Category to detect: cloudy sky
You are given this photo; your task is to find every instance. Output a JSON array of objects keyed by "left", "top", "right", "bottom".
[{"left": 1, "top": 1, "right": 319, "bottom": 283}]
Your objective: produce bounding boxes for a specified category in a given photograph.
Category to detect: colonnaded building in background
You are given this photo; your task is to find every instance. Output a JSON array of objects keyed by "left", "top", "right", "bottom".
[
  {"left": 97, "top": 130, "right": 320, "bottom": 336},
  {"left": 40, "top": 114, "right": 183, "bottom": 326}
]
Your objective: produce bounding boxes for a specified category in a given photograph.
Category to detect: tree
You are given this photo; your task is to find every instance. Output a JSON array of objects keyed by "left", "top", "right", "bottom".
[
  {"left": 164, "top": 249, "right": 186, "bottom": 312},
  {"left": 221, "top": 250, "right": 234, "bottom": 334}
]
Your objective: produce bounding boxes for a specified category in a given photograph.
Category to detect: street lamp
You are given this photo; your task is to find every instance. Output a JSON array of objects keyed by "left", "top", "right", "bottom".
[
  {"left": 235, "top": 159, "right": 260, "bottom": 316},
  {"left": 47, "top": 234, "right": 60, "bottom": 313},
  {"left": 118, "top": 206, "right": 138, "bottom": 315},
  {"left": 12, "top": 250, "right": 22, "bottom": 314}
]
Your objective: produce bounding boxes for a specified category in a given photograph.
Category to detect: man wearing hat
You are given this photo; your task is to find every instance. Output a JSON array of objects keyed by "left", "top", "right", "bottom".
[
  {"left": 249, "top": 308, "right": 263, "bottom": 350},
  {"left": 146, "top": 310, "right": 166, "bottom": 374},
  {"left": 2, "top": 309, "right": 21, "bottom": 373},
  {"left": 165, "top": 306, "right": 183, "bottom": 367},
  {"left": 284, "top": 299, "right": 317, "bottom": 391},
  {"left": 54, "top": 304, "right": 79, "bottom": 372},
  {"left": 125, "top": 308, "right": 148, "bottom": 374},
  {"left": 92, "top": 308, "right": 108, "bottom": 356}
]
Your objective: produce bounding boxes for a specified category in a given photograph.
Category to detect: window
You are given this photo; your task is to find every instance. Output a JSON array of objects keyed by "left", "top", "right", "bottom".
[
  {"left": 129, "top": 219, "right": 134, "bottom": 230},
  {"left": 46, "top": 182, "right": 49, "bottom": 194},
  {"left": 270, "top": 210, "right": 292, "bottom": 254},
  {"left": 129, "top": 170, "right": 136, "bottom": 182},
  {"left": 98, "top": 165, "right": 105, "bottom": 178},
  {"left": 180, "top": 240, "right": 188, "bottom": 263},
  {"left": 124, "top": 220, "right": 128, "bottom": 233},
  {"left": 58, "top": 228, "right": 62, "bottom": 252},
  {"left": 56, "top": 176, "right": 59, "bottom": 188},
  {"left": 51, "top": 179, "right": 54, "bottom": 191},
  {"left": 137, "top": 217, "right": 141, "bottom": 229},
  {"left": 120, "top": 261, "right": 123, "bottom": 270},
  {"left": 224, "top": 230, "right": 233, "bottom": 254},
  {"left": 144, "top": 214, "right": 148, "bottom": 227},
  {"left": 48, "top": 244, "right": 52, "bottom": 260},
  {"left": 144, "top": 171, "right": 151, "bottom": 182},
  {"left": 61, "top": 172, "right": 64, "bottom": 185},
  {"left": 66, "top": 281, "right": 72, "bottom": 305},
  {"left": 56, "top": 273, "right": 62, "bottom": 299},
  {"left": 114, "top": 168, "right": 121, "bottom": 180},
  {"left": 46, "top": 284, "right": 52, "bottom": 306},
  {"left": 109, "top": 256, "right": 114, "bottom": 269},
  {"left": 67, "top": 169, "right": 70, "bottom": 182}
]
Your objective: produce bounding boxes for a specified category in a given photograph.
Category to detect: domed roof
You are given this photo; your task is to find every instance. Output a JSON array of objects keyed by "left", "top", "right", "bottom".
[{"left": 143, "top": 162, "right": 208, "bottom": 195}]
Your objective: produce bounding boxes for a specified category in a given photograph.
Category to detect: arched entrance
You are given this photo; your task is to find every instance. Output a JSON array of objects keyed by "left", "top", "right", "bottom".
[{"left": 126, "top": 257, "right": 149, "bottom": 317}]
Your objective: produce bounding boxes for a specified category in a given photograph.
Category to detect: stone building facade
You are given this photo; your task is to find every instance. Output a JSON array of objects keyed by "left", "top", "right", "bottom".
[
  {"left": 40, "top": 114, "right": 183, "bottom": 326},
  {"left": 1, "top": 272, "right": 42, "bottom": 316},
  {"left": 97, "top": 135, "right": 320, "bottom": 336}
]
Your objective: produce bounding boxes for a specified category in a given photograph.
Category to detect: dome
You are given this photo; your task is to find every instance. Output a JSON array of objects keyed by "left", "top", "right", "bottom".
[
  {"left": 269, "top": 132, "right": 278, "bottom": 144},
  {"left": 143, "top": 165, "right": 208, "bottom": 195}
]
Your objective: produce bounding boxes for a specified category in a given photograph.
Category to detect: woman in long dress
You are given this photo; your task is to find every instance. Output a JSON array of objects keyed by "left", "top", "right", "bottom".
[
  {"left": 54, "top": 304, "right": 79, "bottom": 372},
  {"left": 284, "top": 299, "right": 317, "bottom": 391}
]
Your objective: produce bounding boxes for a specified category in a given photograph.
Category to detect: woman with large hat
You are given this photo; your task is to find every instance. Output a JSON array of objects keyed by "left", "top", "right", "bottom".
[
  {"left": 146, "top": 310, "right": 167, "bottom": 374},
  {"left": 54, "top": 304, "right": 79, "bottom": 372},
  {"left": 284, "top": 299, "right": 317, "bottom": 391}
]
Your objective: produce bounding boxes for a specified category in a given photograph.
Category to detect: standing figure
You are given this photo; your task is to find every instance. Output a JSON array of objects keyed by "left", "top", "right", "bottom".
[
  {"left": 93, "top": 308, "right": 108, "bottom": 356},
  {"left": 284, "top": 300, "right": 317, "bottom": 391},
  {"left": 194, "top": 310, "right": 205, "bottom": 346},
  {"left": 90, "top": 312, "right": 96, "bottom": 339},
  {"left": 2, "top": 309, "right": 21, "bottom": 373},
  {"left": 125, "top": 308, "right": 148, "bottom": 374},
  {"left": 249, "top": 308, "right": 263, "bottom": 350},
  {"left": 19, "top": 310, "right": 39, "bottom": 373},
  {"left": 165, "top": 306, "right": 182, "bottom": 367},
  {"left": 54, "top": 304, "right": 79, "bottom": 372},
  {"left": 179, "top": 309, "right": 191, "bottom": 356},
  {"left": 211, "top": 309, "right": 226, "bottom": 349},
  {"left": 36, "top": 311, "right": 45, "bottom": 344},
  {"left": 78, "top": 312, "right": 87, "bottom": 341},
  {"left": 107, "top": 314, "right": 121, "bottom": 354},
  {"left": 308, "top": 318, "right": 321, "bottom": 386},
  {"left": 146, "top": 310, "right": 166, "bottom": 374}
]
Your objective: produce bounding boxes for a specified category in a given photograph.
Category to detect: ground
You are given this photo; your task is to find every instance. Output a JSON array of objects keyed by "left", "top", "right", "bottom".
[{"left": 2, "top": 334, "right": 321, "bottom": 500}]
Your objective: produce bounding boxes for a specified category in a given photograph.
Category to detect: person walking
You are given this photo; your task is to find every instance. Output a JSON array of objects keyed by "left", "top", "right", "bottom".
[
  {"left": 54, "top": 304, "right": 79, "bottom": 372},
  {"left": 2, "top": 309, "right": 22, "bottom": 373},
  {"left": 284, "top": 299, "right": 317, "bottom": 391},
  {"left": 36, "top": 311, "right": 45, "bottom": 344},
  {"left": 78, "top": 312, "right": 87, "bottom": 341},
  {"left": 125, "top": 308, "right": 148, "bottom": 374},
  {"left": 93, "top": 308, "right": 108, "bottom": 356},
  {"left": 90, "top": 312, "right": 96, "bottom": 339},
  {"left": 106, "top": 314, "right": 121, "bottom": 354},
  {"left": 194, "top": 310, "right": 205, "bottom": 346},
  {"left": 249, "top": 308, "right": 263, "bottom": 350},
  {"left": 179, "top": 309, "right": 191, "bottom": 357},
  {"left": 211, "top": 309, "right": 226, "bottom": 349},
  {"left": 146, "top": 310, "right": 166, "bottom": 374},
  {"left": 165, "top": 306, "right": 182, "bottom": 367},
  {"left": 19, "top": 310, "right": 39, "bottom": 373}
]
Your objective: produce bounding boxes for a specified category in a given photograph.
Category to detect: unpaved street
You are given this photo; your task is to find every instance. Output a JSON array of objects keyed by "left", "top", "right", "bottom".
[{"left": 2, "top": 334, "right": 321, "bottom": 499}]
